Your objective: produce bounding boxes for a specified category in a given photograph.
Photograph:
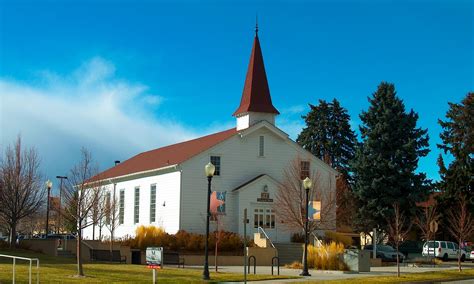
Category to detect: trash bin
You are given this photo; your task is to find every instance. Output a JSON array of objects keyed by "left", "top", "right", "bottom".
[{"left": 343, "top": 249, "right": 370, "bottom": 272}]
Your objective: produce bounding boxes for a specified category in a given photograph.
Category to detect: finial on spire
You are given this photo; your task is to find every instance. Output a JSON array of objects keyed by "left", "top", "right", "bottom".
[{"left": 255, "top": 13, "right": 259, "bottom": 36}]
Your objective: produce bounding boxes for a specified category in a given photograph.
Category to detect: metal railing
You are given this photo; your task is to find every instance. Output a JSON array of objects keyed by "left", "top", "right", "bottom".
[
  {"left": 0, "top": 254, "right": 40, "bottom": 284},
  {"left": 257, "top": 226, "right": 275, "bottom": 248}
]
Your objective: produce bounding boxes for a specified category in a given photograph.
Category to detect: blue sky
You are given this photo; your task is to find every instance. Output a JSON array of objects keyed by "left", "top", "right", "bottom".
[{"left": 1, "top": 0, "right": 473, "bottom": 190}]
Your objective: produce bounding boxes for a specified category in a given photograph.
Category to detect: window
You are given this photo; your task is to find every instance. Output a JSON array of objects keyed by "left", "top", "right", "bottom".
[
  {"left": 119, "top": 189, "right": 125, "bottom": 225},
  {"left": 150, "top": 184, "right": 156, "bottom": 223},
  {"left": 105, "top": 192, "right": 111, "bottom": 225},
  {"left": 447, "top": 242, "right": 454, "bottom": 249},
  {"left": 254, "top": 208, "right": 275, "bottom": 229},
  {"left": 259, "top": 136, "right": 264, "bottom": 156},
  {"left": 300, "top": 161, "right": 310, "bottom": 179},
  {"left": 210, "top": 156, "right": 221, "bottom": 176},
  {"left": 441, "top": 242, "right": 447, "bottom": 248},
  {"left": 134, "top": 187, "right": 140, "bottom": 224}
]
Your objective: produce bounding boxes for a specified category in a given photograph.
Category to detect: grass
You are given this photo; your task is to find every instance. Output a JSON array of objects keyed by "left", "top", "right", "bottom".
[
  {"left": 0, "top": 249, "right": 294, "bottom": 283},
  {"left": 297, "top": 268, "right": 474, "bottom": 283}
]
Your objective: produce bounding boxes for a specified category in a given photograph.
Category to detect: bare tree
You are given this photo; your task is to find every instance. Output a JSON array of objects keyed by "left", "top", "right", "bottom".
[
  {"left": 386, "top": 203, "right": 412, "bottom": 277},
  {"left": 414, "top": 204, "right": 439, "bottom": 243},
  {"left": 0, "top": 136, "right": 45, "bottom": 247},
  {"left": 274, "top": 156, "right": 336, "bottom": 235},
  {"left": 446, "top": 194, "right": 474, "bottom": 272},
  {"left": 104, "top": 183, "right": 121, "bottom": 261},
  {"left": 212, "top": 213, "right": 225, "bottom": 272},
  {"left": 63, "top": 148, "right": 106, "bottom": 276}
]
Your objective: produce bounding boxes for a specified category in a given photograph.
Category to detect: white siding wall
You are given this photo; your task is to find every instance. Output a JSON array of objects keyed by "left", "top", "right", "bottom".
[
  {"left": 236, "top": 112, "right": 276, "bottom": 130},
  {"left": 83, "top": 171, "right": 181, "bottom": 240},
  {"left": 180, "top": 125, "right": 337, "bottom": 242}
]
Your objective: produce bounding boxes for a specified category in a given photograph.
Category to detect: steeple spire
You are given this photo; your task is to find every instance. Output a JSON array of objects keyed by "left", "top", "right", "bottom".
[
  {"left": 233, "top": 27, "right": 279, "bottom": 118},
  {"left": 255, "top": 14, "right": 259, "bottom": 36},
  {"left": 233, "top": 25, "right": 279, "bottom": 130}
]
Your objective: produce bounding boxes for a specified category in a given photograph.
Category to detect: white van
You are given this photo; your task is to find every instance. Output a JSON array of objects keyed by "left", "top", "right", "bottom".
[{"left": 422, "top": 241, "right": 468, "bottom": 261}]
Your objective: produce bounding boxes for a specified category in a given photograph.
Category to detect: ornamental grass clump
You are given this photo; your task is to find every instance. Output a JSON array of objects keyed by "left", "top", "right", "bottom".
[{"left": 307, "top": 241, "right": 348, "bottom": 271}]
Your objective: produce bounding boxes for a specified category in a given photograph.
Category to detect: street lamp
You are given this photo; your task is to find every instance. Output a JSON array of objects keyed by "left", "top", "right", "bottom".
[
  {"left": 203, "top": 162, "right": 215, "bottom": 280},
  {"left": 56, "top": 176, "right": 68, "bottom": 234},
  {"left": 45, "top": 180, "right": 53, "bottom": 236},
  {"left": 300, "top": 177, "right": 312, "bottom": 276}
]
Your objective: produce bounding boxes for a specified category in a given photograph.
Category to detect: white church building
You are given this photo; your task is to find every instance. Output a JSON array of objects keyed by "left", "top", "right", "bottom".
[{"left": 84, "top": 30, "right": 338, "bottom": 243}]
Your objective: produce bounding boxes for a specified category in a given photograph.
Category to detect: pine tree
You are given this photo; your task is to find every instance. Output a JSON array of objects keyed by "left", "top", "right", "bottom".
[
  {"left": 297, "top": 99, "right": 357, "bottom": 179},
  {"left": 437, "top": 92, "right": 473, "bottom": 213},
  {"left": 351, "top": 82, "right": 430, "bottom": 232}
]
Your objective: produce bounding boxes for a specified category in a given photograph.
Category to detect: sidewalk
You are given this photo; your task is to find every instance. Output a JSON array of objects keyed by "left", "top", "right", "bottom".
[{"left": 193, "top": 262, "right": 474, "bottom": 283}]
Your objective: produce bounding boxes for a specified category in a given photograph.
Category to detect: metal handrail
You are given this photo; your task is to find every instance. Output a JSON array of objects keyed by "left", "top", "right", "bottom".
[
  {"left": 257, "top": 226, "right": 275, "bottom": 248},
  {"left": 311, "top": 232, "right": 328, "bottom": 256},
  {"left": 0, "top": 254, "right": 40, "bottom": 284}
]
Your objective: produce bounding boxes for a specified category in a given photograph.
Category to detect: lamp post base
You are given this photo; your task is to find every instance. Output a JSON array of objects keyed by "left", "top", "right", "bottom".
[
  {"left": 299, "top": 271, "right": 311, "bottom": 276},
  {"left": 202, "top": 270, "right": 210, "bottom": 280}
]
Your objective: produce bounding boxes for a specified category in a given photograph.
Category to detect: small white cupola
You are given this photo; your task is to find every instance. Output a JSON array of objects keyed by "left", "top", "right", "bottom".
[{"left": 233, "top": 26, "right": 279, "bottom": 131}]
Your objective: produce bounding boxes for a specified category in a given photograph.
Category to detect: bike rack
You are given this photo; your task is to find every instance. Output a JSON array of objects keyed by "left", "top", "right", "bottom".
[
  {"left": 247, "top": 255, "right": 256, "bottom": 274},
  {"left": 271, "top": 256, "right": 280, "bottom": 275}
]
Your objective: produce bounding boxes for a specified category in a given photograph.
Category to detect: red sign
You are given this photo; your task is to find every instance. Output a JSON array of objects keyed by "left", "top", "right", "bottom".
[{"left": 147, "top": 265, "right": 161, "bottom": 269}]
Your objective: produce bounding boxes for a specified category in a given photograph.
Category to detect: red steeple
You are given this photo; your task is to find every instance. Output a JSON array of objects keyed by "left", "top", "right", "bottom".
[{"left": 233, "top": 30, "right": 279, "bottom": 116}]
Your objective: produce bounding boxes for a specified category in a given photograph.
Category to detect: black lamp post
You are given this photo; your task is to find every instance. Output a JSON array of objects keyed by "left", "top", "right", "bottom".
[
  {"left": 45, "top": 180, "right": 52, "bottom": 236},
  {"left": 56, "top": 176, "right": 67, "bottom": 234},
  {"left": 203, "top": 162, "right": 215, "bottom": 280},
  {"left": 300, "top": 177, "right": 312, "bottom": 276}
]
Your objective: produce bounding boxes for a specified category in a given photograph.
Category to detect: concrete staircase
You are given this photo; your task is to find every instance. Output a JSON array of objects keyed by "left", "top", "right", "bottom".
[{"left": 274, "top": 243, "right": 303, "bottom": 265}]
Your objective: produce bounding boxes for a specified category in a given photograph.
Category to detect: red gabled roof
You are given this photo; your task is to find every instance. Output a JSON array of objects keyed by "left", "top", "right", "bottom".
[
  {"left": 233, "top": 33, "right": 279, "bottom": 116},
  {"left": 94, "top": 128, "right": 237, "bottom": 181}
]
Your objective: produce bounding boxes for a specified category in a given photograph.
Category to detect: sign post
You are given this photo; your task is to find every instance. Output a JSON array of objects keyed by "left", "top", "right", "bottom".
[
  {"left": 429, "top": 220, "right": 438, "bottom": 267},
  {"left": 146, "top": 247, "right": 163, "bottom": 284}
]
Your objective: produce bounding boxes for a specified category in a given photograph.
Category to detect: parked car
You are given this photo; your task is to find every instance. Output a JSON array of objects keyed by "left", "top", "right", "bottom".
[
  {"left": 422, "top": 241, "right": 468, "bottom": 261},
  {"left": 363, "top": 244, "right": 405, "bottom": 262},
  {"left": 470, "top": 250, "right": 474, "bottom": 263},
  {"left": 399, "top": 240, "right": 423, "bottom": 256}
]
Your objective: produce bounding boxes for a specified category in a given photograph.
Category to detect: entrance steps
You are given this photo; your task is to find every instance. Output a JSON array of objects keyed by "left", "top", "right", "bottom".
[{"left": 274, "top": 243, "right": 303, "bottom": 265}]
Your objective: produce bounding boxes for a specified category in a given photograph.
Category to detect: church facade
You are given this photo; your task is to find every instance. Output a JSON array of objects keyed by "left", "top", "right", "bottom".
[{"left": 83, "top": 30, "right": 338, "bottom": 243}]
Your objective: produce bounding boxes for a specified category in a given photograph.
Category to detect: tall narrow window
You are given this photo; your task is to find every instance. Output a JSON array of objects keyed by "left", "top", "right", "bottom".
[
  {"left": 259, "top": 136, "right": 264, "bottom": 156},
  {"left": 134, "top": 187, "right": 140, "bottom": 224},
  {"left": 150, "top": 184, "right": 156, "bottom": 223},
  {"left": 210, "top": 156, "right": 221, "bottom": 176},
  {"left": 119, "top": 189, "right": 125, "bottom": 225},
  {"left": 300, "top": 161, "right": 310, "bottom": 179}
]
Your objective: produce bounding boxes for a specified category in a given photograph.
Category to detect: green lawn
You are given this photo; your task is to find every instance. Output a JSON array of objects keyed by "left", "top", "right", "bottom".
[
  {"left": 303, "top": 269, "right": 474, "bottom": 284},
  {"left": 0, "top": 249, "right": 294, "bottom": 283}
]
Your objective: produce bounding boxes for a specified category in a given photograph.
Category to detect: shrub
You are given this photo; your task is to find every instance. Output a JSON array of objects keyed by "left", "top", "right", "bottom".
[
  {"left": 307, "top": 242, "right": 349, "bottom": 271},
  {"left": 291, "top": 233, "right": 305, "bottom": 243},
  {"left": 119, "top": 227, "right": 246, "bottom": 253},
  {"left": 284, "top": 261, "right": 302, "bottom": 269},
  {"left": 324, "top": 231, "right": 352, "bottom": 247}
]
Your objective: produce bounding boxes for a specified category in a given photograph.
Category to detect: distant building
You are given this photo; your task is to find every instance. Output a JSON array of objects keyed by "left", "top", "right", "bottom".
[{"left": 83, "top": 29, "right": 338, "bottom": 243}]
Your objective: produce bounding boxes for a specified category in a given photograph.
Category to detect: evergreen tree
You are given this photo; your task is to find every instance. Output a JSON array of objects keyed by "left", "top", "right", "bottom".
[
  {"left": 437, "top": 92, "right": 473, "bottom": 213},
  {"left": 351, "top": 82, "right": 430, "bottom": 232},
  {"left": 297, "top": 99, "right": 357, "bottom": 179}
]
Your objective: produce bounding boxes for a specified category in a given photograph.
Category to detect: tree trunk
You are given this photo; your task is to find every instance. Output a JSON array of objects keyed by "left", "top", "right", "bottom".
[
  {"left": 458, "top": 239, "right": 462, "bottom": 272},
  {"left": 396, "top": 244, "right": 400, "bottom": 277},
  {"left": 215, "top": 241, "right": 218, "bottom": 272},
  {"left": 9, "top": 221, "right": 17, "bottom": 248},
  {"left": 77, "top": 222, "right": 84, "bottom": 276},
  {"left": 109, "top": 232, "right": 114, "bottom": 262}
]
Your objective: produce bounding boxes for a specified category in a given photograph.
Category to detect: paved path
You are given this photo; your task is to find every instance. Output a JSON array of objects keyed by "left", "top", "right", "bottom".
[{"left": 192, "top": 262, "right": 474, "bottom": 283}]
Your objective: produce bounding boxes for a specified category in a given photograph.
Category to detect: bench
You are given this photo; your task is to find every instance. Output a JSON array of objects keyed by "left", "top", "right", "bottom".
[
  {"left": 90, "top": 249, "right": 127, "bottom": 264},
  {"left": 163, "top": 251, "right": 185, "bottom": 268}
]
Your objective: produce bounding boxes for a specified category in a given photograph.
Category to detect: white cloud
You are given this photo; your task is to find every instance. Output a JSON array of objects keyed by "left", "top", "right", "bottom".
[
  {"left": 281, "top": 104, "right": 306, "bottom": 115},
  {"left": 0, "top": 57, "right": 201, "bottom": 183}
]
